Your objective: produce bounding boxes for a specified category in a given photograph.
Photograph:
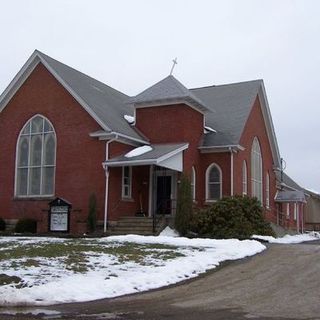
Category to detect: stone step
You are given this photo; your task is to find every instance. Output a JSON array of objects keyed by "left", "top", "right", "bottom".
[
  {"left": 116, "top": 221, "right": 154, "bottom": 227},
  {"left": 108, "top": 230, "right": 154, "bottom": 236},
  {"left": 109, "top": 216, "right": 166, "bottom": 236}
]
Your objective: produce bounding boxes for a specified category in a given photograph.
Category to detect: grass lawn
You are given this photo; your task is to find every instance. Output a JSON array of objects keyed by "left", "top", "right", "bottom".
[{"left": 0, "top": 235, "right": 265, "bottom": 306}]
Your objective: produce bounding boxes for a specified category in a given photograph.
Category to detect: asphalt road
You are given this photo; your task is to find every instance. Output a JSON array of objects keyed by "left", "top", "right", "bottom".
[{"left": 1, "top": 241, "right": 320, "bottom": 320}]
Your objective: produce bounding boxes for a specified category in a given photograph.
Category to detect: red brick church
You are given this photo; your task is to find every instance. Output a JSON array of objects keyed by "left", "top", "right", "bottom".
[{"left": 0, "top": 50, "right": 306, "bottom": 234}]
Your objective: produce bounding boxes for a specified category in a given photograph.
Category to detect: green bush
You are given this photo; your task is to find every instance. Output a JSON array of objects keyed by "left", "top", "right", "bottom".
[
  {"left": 87, "top": 193, "right": 97, "bottom": 232},
  {"left": 15, "top": 218, "right": 37, "bottom": 233},
  {"left": 174, "top": 174, "right": 193, "bottom": 236},
  {"left": 191, "top": 196, "right": 275, "bottom": 239},
  {"left": 0, "top": 218, "right": 6, "bottom": 231}
]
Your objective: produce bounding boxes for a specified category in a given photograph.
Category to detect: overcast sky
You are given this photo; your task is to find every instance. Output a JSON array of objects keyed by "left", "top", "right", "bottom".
[{"left": 1, "top": 0, "right": 319, "bottom": 192}]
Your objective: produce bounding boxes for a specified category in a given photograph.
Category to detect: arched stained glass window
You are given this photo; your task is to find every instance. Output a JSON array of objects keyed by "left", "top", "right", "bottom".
[
  {"left": 242, "top": 160, "right": 247, "bottom": 195},
  {"left": 251, "top": 137, "right": 262, "bottom": 203},
  {"left": 16, "top": 115, "right": 56, "bottom": 196},
  {"left": 206, "top": 163, "right": 222, "bottom": 201}
]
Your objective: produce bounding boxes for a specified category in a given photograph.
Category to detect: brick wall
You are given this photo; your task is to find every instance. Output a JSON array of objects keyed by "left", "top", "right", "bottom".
[{"left": 0, "top": 63, "right": 106, "bottom": 233}]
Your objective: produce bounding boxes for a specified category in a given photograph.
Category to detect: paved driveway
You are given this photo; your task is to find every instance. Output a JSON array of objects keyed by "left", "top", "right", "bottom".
[{"left": 1, "top": 241, "right": 320, "bottom": 320}]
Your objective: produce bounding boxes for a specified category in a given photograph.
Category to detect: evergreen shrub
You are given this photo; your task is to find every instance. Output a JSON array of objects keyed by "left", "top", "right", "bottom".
[
  {"left": 0, "top": 218, "right": 6, "bottom": 231},
  {"left": 87, "top": 193, "right": 97, "bottom": 232},
  {"left": 174, "top": 174, "right": 193, "bottom": 236},
  {"left": 15, "top": 218, "right": 37, "bottom": 233},
  {"left": 191, "top": 195, "right": 275, "bottom": 239}
]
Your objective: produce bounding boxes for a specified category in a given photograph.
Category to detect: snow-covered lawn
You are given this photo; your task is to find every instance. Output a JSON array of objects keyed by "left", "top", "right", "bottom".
[
  {"left": 252, "top": 233, "right": 319, "bottom": 244},
  {"left": 0, "top": 235, "right": 265, "bottom": 307}
]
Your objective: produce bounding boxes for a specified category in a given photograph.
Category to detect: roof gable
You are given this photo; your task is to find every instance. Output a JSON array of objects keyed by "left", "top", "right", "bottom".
[
  {"left": 0, "top": 50, "right": 147, "bottom": 144},
  {"left": 129, "top": 75, "right": 209, "bottom": 113},
  {"left": 192, "top": 80, "right": 281, "bottom": 168}
]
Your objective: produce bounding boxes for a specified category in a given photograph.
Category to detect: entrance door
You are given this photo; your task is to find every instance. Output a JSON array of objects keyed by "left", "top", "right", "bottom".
[{"left": 156, "top": 176, "right": 172, "bottom": 215}]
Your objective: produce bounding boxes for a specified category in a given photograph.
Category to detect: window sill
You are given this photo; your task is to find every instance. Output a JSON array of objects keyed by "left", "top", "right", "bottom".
[
  {"left": 13, "top": 196, "right": 55, "bottom": 201},
  {"left": 205, "top": 200, "right": 218, "bottom": 205},
  {"left": 121, "top": 198, "right": 134, "bottom": 202}
]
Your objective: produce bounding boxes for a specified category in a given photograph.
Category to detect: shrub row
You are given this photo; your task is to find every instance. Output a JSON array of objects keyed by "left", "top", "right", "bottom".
[{"left": 174, "top": 174, "right": 274, "bottom": 239}]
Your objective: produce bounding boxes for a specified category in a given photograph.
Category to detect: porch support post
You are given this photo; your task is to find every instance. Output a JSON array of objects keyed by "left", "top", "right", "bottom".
[{"left": 103, "top": 135, "right": 117, "bottom": 233}]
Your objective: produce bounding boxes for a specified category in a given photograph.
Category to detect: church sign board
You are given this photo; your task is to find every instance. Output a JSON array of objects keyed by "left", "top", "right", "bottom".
[{"left": 48, "top": 198, "right": 72, "bottom": 232}]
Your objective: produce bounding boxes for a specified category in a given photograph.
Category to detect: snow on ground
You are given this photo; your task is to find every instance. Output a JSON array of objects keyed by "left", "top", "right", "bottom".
[
  {"left": 0, "top": 235, "right": 265, "bottom": 307},
  {"left": 252, "top": 233, "right": 319, "bottom": 244},
  {"left": 159, "top": 226, "right": 179, "bottom": 237},
  {"left": 124, "top": 145, "right": 152, "bottom": 158}
]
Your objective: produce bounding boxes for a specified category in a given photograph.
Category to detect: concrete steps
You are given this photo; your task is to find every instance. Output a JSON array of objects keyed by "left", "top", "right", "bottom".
[{"left": 109, "top": 216, "right": 166, "bottom": 236}]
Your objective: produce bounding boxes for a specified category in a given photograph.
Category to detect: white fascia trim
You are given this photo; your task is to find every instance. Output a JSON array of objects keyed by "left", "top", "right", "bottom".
[
  {"left": 258, "top": 84, "right": 281, "bottom": 168},
  {"left": 0, "top": 51, "right": 112, "bottom": 132},
  {"left": 134, "top": 99, "right": 207, "bottom": 114},
  {"left": 156, "top": 143, "right": 189, "bottom": 163},
  {"left": 111, "top": 131, "right": 149, "bottom": 145},
  {"left": 37, "top": 56, "right": 111, "bottom": 132},
  {"left": 199, "top": 145, "right": 244, "bottom": 152},
  {"left": 89, "top": 131, "right": 113, "bottom": 138},
  {"left": 0, "top": 51, "right": 40, "bottom": 112},
  {"left": 106, "top": 159, "right": 158, "bottom": 167},
  {"left": 105, "top": 143, "right": 189, "bottom": 167},
  {"left": 89, "top": 131, "right": 150, "bottom": 145}
]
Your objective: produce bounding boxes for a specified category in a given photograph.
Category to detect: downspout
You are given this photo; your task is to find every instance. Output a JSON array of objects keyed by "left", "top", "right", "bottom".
[
  {"left": 103, "top": 135, "right": 118, "bottom": 233},
  {"left": 301, "top": 204, "right": 304, "bottom": 233},
  {"left": 296, "top": 202, "right": 300, "bottom": 233},
  {"left": 229, "top": 147, "right": 234, "bottom": 196}
]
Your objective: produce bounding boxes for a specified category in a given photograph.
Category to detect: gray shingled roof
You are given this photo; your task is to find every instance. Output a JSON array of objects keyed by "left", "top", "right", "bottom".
[
  {"left": 37, "top": 51, "right": 144, "bottom": 141},
  {"left": 129, "top": 75, "right": 209, "bottom": 112},
  {"left": 191, "top": 80, "right": 262, "bottom": 146},
  {"left": 105, "top": 143, "right": 187, "bottom": 166},
  {"left": 275, "top": 171, "right": 303, "bottom": 191},
  {"left": 275, "top": 190, "right": 306, "bottom": 203}
]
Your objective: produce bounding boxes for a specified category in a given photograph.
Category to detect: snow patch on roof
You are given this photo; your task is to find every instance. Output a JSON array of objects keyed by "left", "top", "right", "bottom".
[
  {"left": 124, "top": 114, "right": 135, "bottom": 125},
  {"left": 204, "top": 126, "right": 217, "bottom": 134},
  {"left": 125, "top": 145, "right": 153, "bottom": 158}
]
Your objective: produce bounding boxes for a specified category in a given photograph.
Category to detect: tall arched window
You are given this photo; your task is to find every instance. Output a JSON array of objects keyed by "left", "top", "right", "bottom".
[
  {"left": 191, "top": 166, "right": 196, "bottom": 201},
  {"left": 206, "top": 163, "right": 222, "bottom": 201},
  {"left": 251, "top": 137, "right": 262, "bottom": 203},
  {"left": 266, "top": 172, "right": 270, "bottom": 208},
  {"left": 242, "top": 160, "right": 247, "bottom": 195},
  {"left": 16, "top": 115, "right": 56, "bottom": 196}
]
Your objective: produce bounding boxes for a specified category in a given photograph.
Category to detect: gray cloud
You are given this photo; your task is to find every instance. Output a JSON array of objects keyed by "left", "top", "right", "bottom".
[{"left": 1, "top": 0, "right": 319, "bottom": 191}]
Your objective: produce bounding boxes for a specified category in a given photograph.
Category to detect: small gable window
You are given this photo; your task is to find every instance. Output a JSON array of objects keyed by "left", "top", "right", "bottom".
[
  {"left": 16, "top": 115, "right": 56, "bottom": 197},
  {"left": 242, "top": 160, "right": 247, "bottom": 196},
  {"left": 122, "top": 166, "right": 132, "bottom": 198},
  {"left": 206, "top": 163, "right": 222, "bottom": 201},
  {"left": 251, "top": 137, "right": 263, "bottom": 203}
]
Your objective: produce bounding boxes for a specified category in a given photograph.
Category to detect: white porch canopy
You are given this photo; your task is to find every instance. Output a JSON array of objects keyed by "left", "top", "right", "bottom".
[{"left": 104, "top": 143, "right": 188, "bottom": 172}]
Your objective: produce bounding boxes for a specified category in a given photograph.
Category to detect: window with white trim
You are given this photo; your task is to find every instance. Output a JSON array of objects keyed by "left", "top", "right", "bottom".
[
  {"left": 122, "top": 166, "right": 132, "bottom": 198},
  {"left": 286, "top": 203, "right": 290, "bottom": 219},
  {"left": 191, "top": 166, "right": 196, "bottom": 201},
  {"left": 242, "top": 160, "right": 247, "bottom": 195},
  {"left": 251, "top": 137, "right": 263, "bottom": 203},
  {"left": 266, "top": 172, "right": 270, "bottom": 208},
  {"left": 206, "top": 163, "right": 222, "bottom": 201},
  {"left": 294, "top": 203, "right": 297, "bottom": 220},
  {"left": 16, "top": 115, "right": 56, "bottom": 197}
]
